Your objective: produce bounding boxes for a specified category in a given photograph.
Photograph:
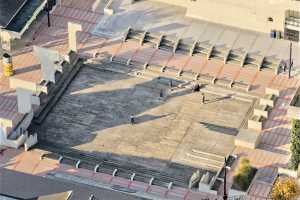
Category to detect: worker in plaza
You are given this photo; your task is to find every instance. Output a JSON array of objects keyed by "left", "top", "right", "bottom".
[
  {"left": 193, "top": 83, "right": 200, "bottom": 92},
  {"left": 201, "top": 93, "right": 205, "bottom": 104},
  {"left": 169, "top": 80, "right": 173, "bottom": 88},
  {"left": 160, "top": 89, "right": 164, "bottom": 98},
  {"left": 130, "top": 115, "right": 135, "bottom": 125}
]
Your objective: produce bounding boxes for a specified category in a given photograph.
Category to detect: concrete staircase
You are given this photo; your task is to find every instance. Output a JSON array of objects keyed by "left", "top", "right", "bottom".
[{"left": 185, "top": 149, "right": 225, "bottom": 172}]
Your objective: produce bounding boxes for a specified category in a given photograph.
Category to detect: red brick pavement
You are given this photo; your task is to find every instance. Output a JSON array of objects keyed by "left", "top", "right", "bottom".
[
  {"left": 1, "top": 2, "right": 300, "bottom": 199},
  {"left": 0, "top": 149, "right": 222, "bottom": 200}
]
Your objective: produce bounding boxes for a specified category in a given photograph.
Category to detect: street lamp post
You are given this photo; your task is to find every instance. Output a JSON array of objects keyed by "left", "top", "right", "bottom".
[
  {"left": 223, "top": 157, "right": 228, "bottom": 200},
  {"left": 288, "top": 41, "right": 293, "bottom": 79},
  {"left": 47, "top": 1, "right": 51, "bottom": 27}
]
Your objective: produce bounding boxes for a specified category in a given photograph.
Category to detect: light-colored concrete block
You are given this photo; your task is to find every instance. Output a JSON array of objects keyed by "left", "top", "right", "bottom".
[
  {"left": 9, "top": 77, "right": 47, "bottom": 94},
  {"left": 265, "top": 87, "right": 280, "bottom": 96},
  {"left": 260, "top": 94, "right": 277, "bottom": 107},
  {"left": 248, "top": 115, "right": 265, "bottom": 131},
  {"left": 235, "top": 128, "right": 260, "bottom": 149},
  {"left": 253, "top": 105, "right": 270, "bottom": 118},
  {"left": 34, "top": 46, "right": 62, "bottom": 83},
  {"left": 24, "top": 133, "right": 38, "bottom": 151},
  {"left": 0, "top": 31, "right": 12, "bottom": 51},
  {"left": 68, "top": 22, "right": 83, "bottom": 52},
  {"left": 16, "top": 88, "right": 40, "bottom": 114}
]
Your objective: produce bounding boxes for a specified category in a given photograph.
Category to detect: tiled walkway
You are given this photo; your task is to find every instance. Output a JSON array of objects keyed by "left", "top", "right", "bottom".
[{"left": 0, "top": 148, "right": 221, "bottom": 200}]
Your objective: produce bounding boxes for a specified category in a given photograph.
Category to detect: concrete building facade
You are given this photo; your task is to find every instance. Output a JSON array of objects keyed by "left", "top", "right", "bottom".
[{"left": 152, "top": 0, "right": 300, "bottom": 42}]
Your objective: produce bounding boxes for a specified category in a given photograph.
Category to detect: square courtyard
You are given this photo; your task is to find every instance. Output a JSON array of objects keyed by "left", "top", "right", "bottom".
[{"left": 37, "top": 63, "right": 253, "bottom": 172}]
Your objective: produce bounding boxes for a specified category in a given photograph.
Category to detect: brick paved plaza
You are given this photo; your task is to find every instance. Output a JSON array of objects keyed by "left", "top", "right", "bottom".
[
  {"left": 1, "top": 0, "right": 300, "bottom": 199},
  {"left": 36, "top": 64, "right": 252, "bottom": 173}
]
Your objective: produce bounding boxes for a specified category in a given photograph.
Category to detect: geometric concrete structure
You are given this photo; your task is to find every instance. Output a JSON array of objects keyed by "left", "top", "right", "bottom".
[
  {"left": 0, "top": 30, "right": 12, "bottom": 51},
  {"left": 150, "top": 0, "right": 300, "bottom": 42},
  {"left": 124, "top": 28, "right": 283, "bottom": 74},
  {"left": 24, "top": 133, "right": 38, "bottom": 151},
  {"left": 260, "top": 88, "right": 279, "bottom": 108},
  {"left": 68, "top": 22, "right": 82, "bottom": 52},
  {"left": 0, "top": 47, "right": 83, "bottom": 149},
  {"left": 33, "top": 46, "right": 63, "bottom": 83},
  {"left": 9, "top": 77, "right": 46, "bottom": 114},
  {"left": 235, "top": 129, "right": 260, "bottom": 149},
  {"left": 9, "top": 77, "right": 48, "bottom": 94},
  {"left": 15, "top": 88, "right": 40, "bottom": 114}
]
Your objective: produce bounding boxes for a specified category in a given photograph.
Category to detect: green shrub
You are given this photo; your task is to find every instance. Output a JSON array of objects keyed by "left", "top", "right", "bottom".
[
  {"left": 289, "top": 119, "right": 300, "bottom": 170},
  {"left": 233, "top": 158, "right": 256, "bottom": 191}
]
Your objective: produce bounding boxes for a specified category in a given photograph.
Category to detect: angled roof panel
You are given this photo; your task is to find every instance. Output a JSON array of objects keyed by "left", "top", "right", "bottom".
[
  {"left": 0, "top": 0, "right": 27, "bottom": 28},
  {"left": 6, "top": 0, "right": 47, "bottom": 33}
]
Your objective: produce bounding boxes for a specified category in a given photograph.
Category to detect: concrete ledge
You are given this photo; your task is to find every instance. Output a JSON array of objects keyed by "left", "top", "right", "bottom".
[
  {"left": 9, "top": 77, "right": 48, "bottom": 93},
  {"left": 288, "top": 106, "right": 300, "bottom": 120},
  {"left": 235, "top": 128, "right": 260, "bottom": 149},
  {"left": 248, "top": 115, "right": 265, "bottom": 131},
  {"left": 266, "top": 87, "right": 280, "bottom": 96},
  {"left": 278, "top": 167, "right": 298, "bottom": 178},
  {"left": 253, "top": 105, "right": 270, "bottom": 118},
  {"left": 260, "top": 94, "right": 277, "bottom": 107}
]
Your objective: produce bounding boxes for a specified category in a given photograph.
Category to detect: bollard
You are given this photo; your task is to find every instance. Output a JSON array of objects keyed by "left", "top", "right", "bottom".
[
  {"left": 112, "top": 169, "right": 118, "bottom": 176},
  {"left": 58, "top": 156, "right": 64, "bottom": 164},
  {"left": 130, "top": 173, "right": 136, "bottom": 181},
  {"left": 94, "top": 164, "right": 100, "bottom": 172},
  {"left": 2, "top": 53, "right": 14, "bottom": 77},
  {"left": 168, "top": 182, "right": 173, "bottom": 190},
  {"left": 75, "top": 160, "right": 81, "bottom": 168},
  {"left": 149, "top": 177, "right": 154, "bottom": 186}
]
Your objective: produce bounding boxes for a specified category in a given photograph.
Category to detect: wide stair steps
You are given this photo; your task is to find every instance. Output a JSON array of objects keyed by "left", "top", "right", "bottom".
[{"left": 185, "top": 149, "right": 225, "bottom": 172}]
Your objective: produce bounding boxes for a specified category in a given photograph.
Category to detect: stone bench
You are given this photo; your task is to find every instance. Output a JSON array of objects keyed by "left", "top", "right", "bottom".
[
  {"left": 181, "top": 71, "right": 198, "bottom": 81},
  {"left": 260, "top": 93, "right": 277, "bottom": 107},
  {"left": 162, "top": 66, "right": 179, "bottom": 77},
  {"left": 248, "top": 115, "right": 266, "bottom": 131},
  {"left": 231, "top": 81, "right": 249, "bottom": 91},
  {"left": 147, "top": 64, "right": 164, "bottom": 73},
  {"left": 111, "top": 55, "right": 130, "bottom": 65},
  {"left": 198, "top": 73, "right": 214, "bottom": 84},
  {"left": 235, "top": 128, "right": 260, "bottom": 149},
  {"left": 214, "top": 77, "right": 231, "bottom": 87},
  {"left": 253, "top": 104, "right": 271, "bottom": 118}
]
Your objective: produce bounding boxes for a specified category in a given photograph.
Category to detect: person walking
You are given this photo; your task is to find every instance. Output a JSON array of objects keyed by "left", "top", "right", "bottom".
[
  {"left": 201, "top": 93, "right": 205, "bottom": 104},
  {"left": 130, "top": 115, "right": 135, "bottom": 125},
  {"left": 160, "top": 89, "right": 164, "bottom": 98}
]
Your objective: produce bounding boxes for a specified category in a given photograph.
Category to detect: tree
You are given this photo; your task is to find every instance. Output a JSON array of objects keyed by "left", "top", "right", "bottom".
[
  {"left": 271, "top": 177, "right": 299, "bottom": 200},
  {"left": 289, "top": 119, "right": 300, "bottom": 170},
  {"left": 233, "top": 157, "right": 256, "bottom": 191}
]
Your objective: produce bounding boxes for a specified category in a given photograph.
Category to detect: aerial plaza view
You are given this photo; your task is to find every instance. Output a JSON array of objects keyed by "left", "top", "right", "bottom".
[{"left": 0, "top": 0, "right": 300, "bottom": 199}]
